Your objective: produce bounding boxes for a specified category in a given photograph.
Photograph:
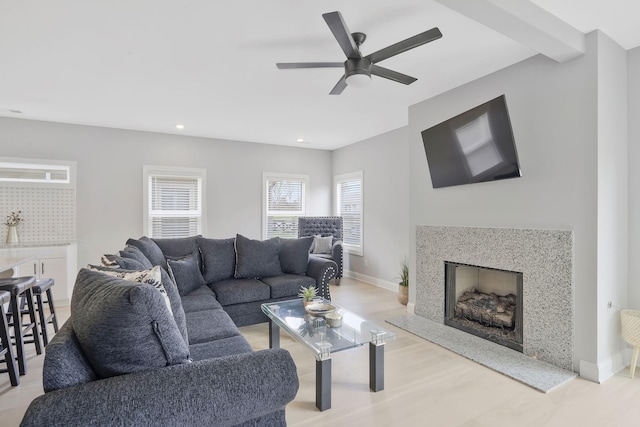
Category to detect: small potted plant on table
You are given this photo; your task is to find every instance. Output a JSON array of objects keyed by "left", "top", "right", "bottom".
[{"left": 298, "top": 285, "right": 318, "bottom": 307}]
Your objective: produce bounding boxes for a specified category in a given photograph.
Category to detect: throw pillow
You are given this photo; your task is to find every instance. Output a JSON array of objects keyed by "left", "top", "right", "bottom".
[
  {"left": 234, "top": 234, "right": 282, "bottom": 279},
  {"left": 197, "top": 237, "right": 236, "bottom": 283},
  {"left": 279, "top": 236, "right": 313, "bottom": 275},
  {"left": 100, "top": 254, "right": 147, "bottom": 271},
  {"left": 89, "top": 266, "right": 172, "bottom": 315},
  {"left": 312, "top": 235, "right": 333, "bottom": 254},
  {"left": 71, "top": 268, "right": 190, "bottom": 379},
  {"left": 119, "top": 246, "right": 154, "bottom": 269},
  {"left": 167, "top": 252, "right": 206, "bottom": 296},
  {"left": 153, "top": 235, "right": 201, "bottom": 259},
  {"left": 126, "top": 236, "right": 166, "bottom": 268}
]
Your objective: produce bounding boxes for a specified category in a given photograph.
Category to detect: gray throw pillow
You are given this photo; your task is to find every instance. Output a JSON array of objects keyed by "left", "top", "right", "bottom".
[
  {"left": 71, "top": 268, "right": 190, "bottom": 379},
  {"left": 234, "top": 234, "right": 282, "bottom": 279},
  {"left": 119, "top": 246, "right": 154, "bottom": 269},
  {"left": 279, "top": 236, "right": 313, "bottom": 275},
  {"left": 312, "top": 235, "right": 333, "bottom": 254},
  {"left": 167, "top": 252, "right": 206, "bottom": 296},
  {"left": 153, "top": 236, "right": 201, "bottom": 259},
  {"left": 197, "top": 237, "right": 236, "bottom": 283},
  {"left": 126, "top": 236, "right": 166, "bottom": 268}
]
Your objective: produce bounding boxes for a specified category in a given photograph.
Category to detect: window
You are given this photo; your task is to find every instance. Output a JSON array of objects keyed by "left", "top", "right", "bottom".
[
  {"left": 143, "top": 166, "right": 206, "bottom": 238},
  {"left": 335, "top": 171, "right": 363, "bottom": 256},
  {"left": 263, "top": 173, "right": 308, "bottom": 239},
  {"left": 0, "top": 157, "right": 76, "bottom": 188}
]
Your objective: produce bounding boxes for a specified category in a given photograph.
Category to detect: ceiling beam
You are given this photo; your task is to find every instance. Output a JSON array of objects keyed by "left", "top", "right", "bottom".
[{"left": 435, "top": 0, "right": 585, "bottom": 62}]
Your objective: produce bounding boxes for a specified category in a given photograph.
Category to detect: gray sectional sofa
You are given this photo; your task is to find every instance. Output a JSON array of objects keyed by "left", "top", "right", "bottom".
[{"left": 21, "top": 234, "right": 338, "bottom": 427}]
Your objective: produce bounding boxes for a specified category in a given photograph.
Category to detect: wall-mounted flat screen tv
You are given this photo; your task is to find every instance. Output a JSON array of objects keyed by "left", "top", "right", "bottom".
[{"left": 421, "top": 95, "right": 522, "bottom": 189}]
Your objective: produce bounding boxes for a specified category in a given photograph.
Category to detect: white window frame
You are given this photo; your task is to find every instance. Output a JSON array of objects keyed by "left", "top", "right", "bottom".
[
  {"left": 0, "top": 157, "right": 76, "bottom": 188},
  {"left": 143, "top": 165, "right": 206, "bottom": 238},
  {"left": 262, "top": 172, "right": 309, "bottom": 240},
  {"left": 335, "top": 171, "right": 363, "bottom": 256}
]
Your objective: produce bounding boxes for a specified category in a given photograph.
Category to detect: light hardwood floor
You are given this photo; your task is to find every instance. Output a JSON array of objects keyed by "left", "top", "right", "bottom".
[{"left": 3, "top": 278, "right": 640, "bottom": 426}]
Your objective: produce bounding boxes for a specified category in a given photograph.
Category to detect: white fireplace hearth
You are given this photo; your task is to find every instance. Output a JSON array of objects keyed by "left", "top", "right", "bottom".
[{"left": 416, "top": 226, "right": 574, "bottom": 371}]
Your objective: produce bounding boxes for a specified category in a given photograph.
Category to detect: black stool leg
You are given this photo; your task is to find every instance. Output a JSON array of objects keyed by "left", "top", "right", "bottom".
[
  {"left": 35, "top": 292, "right": 49, "bottom": 346},
  {"left": 0, "top": 308, "right": 19, "bottom": 386},
  {"left": 24, "top": 289, "right": 42, "bottom": 356},
  {"left": 46, "top": 288, "right": 59, "bottom": 332},
  {"left": 9, "top": 294, "right": 27, "bottom": 376}
]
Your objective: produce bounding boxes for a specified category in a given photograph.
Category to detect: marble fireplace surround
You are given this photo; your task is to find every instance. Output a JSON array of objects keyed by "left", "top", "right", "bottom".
[{"left": 416, "top": 226, "right": 574, "bottom": 371}]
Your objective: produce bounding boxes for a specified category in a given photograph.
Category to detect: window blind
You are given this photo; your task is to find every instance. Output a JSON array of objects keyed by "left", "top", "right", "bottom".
[
  {"left": 148, "top": 174, "right": 202, "bottom": 238},
  {"left": 336, "top": 172, "right": 363, "bottom": 254}
]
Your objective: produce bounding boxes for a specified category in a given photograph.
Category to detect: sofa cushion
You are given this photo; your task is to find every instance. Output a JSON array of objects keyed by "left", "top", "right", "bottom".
[
  {"left": 71, "top": 268, "right": 190, "bottom": 379},
  {"left": 167, "top": 252, "right": 206, "bottom": 296},
  {"left": 181, "top": 285, "right": 223, "bottom": 313},
  {"left": 119, "top": 246, "right": 154, "bottom": 269},
  {"left": 197, "top": 237, "right": 236, "bottom": 283},
  {"left": 126, "top": 236, "right": 166, "bottom": 268},
  {"left": 261, "top": 274, "right": 316, "bottom": 299},
  {"left": 279, "top": 236, "right": 313, "bottom": 275},
  {"left": 153, "top": 236, "right": 200, "bottom": 259},
  {"left": 234, "top": 234, "right": 282, "bottom": 279},
  {"left": 210, "top": 278, "right": 271, "bottom": 306},
  {"left": 188, "top": 336, "right": 253, "bottom": 362},
  {"left": 184, "top": 309, "right": 241, "bottom": 345},
  {"left": 312, "top": 235, "right": 333, "bottom": 254}
]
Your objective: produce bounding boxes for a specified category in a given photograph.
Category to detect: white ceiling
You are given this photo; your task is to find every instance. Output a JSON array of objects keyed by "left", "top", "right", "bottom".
[{"left": 0, "top": 0, "right": 638, "bottom": 150}]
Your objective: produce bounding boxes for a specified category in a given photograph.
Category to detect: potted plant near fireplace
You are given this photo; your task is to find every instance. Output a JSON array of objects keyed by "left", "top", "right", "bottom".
[{"left": 397, "top": 259, "right": 409, "bottom": 305}]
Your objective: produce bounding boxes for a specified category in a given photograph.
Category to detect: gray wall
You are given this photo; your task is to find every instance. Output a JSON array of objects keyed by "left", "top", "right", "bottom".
[
  {"left": 332, "top": 127, "right": 410, "bottom": 288},
  {"left": 408, "top": 32, "right": 607, "bottom": 377},
  {"left": 0, "top": 118, "right": 332, "bottom": 270}
]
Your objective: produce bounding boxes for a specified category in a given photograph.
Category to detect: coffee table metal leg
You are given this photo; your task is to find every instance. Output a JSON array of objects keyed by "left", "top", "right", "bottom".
[
  {"left": 316, "top": 358, "right": 331, "bottom": 411},
  {"left": 269, "top": 320, "right": 280, "bottom": 349},
  {"left": 370, "top": 339, "right": 385, "bottom": 392}
]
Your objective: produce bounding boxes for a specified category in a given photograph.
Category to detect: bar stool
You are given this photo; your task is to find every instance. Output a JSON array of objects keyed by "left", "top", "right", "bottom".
[
  {"left": 0, "top": 290, "right": 19, "bottom": 386},
  {"left": 0, "top": 277, "right": 42, "bottom": 375},
  {"left": 32, "top": 278, "right": 59, "bottom": 346}
]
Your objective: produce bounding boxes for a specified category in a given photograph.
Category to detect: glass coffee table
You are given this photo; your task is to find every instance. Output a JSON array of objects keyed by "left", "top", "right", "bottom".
[{"left": 261, "top": 298, "right": 396, "bottom": 411}]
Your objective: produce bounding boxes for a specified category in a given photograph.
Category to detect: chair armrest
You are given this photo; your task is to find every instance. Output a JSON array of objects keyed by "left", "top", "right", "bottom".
[
  {"left": 21, "top": 349, "right": 299, "bottom": 427},
  {"left": 307, "top": 257, "right": 337, "bottom": 300},
  {"left": 331, "top": 240, "right": 343, "bottom": 277}
]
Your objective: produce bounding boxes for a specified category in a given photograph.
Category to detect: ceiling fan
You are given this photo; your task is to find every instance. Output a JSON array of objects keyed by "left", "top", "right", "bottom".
[{"left": 276, "top": 11, "right": 442, "bottom": 95}]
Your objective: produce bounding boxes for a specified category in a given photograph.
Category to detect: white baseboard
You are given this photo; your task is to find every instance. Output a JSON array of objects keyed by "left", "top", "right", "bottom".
[
  {"left": 343, "top": 269, "right": 397, "bottom": 291},
  {"left": 579, "top": 354, "right": 627, "bottom": 384}
]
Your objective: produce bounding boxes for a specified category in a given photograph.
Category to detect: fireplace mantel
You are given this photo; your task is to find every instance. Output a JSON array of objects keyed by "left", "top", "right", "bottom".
[{"left": 416, "top": 225, "right": 574, "bottom": 371}]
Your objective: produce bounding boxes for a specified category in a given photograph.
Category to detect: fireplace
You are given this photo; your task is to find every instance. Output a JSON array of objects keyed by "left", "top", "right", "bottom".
[
  {"left": 415, "top": 226, "right": 574, "bottom": 371},
  {"left": 444, "top": 262, "right": 523, "bottom": 352}
]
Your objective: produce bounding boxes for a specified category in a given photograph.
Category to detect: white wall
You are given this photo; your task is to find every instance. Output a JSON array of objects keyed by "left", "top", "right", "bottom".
[
  {"left": 332, "top": 126, "right": 410, "bottom": 289},
  {"left": 0, "top": 118, "right": 332, "bottom": 270},
  {"left": 409, "top": 34, "right": 600, "bottom": 374},
  {"left": 595, "top": 32, "right": 629, "bottom": 376},
  {"left": 628, "top": 46, "right": 640, "bottom": 309}
]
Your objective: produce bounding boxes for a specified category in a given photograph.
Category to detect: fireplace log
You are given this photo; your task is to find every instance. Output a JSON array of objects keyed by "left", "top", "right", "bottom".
[{"left": 455, "top": 289, "right": 516, "bottom": 329}]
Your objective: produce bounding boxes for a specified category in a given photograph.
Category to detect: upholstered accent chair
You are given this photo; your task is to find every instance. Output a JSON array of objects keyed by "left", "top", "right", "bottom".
[{"left": 298, "top": 217, "right": 343, "bottom": 285}]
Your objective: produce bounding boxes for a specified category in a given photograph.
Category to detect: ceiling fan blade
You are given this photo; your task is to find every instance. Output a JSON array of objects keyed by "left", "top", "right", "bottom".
[
  {"left": 371, "top": 65, "right": 417, "bottom": 85},
  {"left": 322, "top": 11, "right": 362, "bottom": 59},
  {"left": 277, "top": 62, "right": 344, "bottom": 69},
  {"left": 329, "top": 75, "right": 348, "bottom": 95},
  {"left": 366, "top": 27, "right": 442, "bottom": 64}
]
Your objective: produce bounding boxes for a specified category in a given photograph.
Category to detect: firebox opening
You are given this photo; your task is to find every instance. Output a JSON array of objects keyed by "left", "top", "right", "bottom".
[{"left": 444, "top": 261, "right": 523, "bottom": 352}]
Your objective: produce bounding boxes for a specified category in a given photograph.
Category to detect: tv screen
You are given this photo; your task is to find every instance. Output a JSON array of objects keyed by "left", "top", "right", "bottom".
[{"left": 421, "top": 95, "right": 521, "bottom": 189}]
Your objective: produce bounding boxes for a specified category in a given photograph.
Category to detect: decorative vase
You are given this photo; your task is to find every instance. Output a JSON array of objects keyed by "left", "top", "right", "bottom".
[
  {"left": 398, "top": 285, "right": 408, "bottom": 305},
  {"left": 6, "top": 224, "right": 19, "bottom": 245}
]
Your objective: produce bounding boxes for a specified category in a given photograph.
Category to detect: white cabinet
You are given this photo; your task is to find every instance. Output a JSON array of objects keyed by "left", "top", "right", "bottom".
[{"left": 11, "top": 244, "right": 77, "bottom": 306}]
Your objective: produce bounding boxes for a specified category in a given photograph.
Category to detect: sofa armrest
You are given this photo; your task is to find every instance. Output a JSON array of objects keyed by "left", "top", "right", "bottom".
[
  {"left": 307, "top": 257, "right": 337, "bottom": 300},
  {"left": 21, "top": 349, "right": 299, "bottom": 427}
]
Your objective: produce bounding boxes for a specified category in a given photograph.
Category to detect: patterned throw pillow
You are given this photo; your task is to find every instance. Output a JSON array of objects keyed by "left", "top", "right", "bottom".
[
  {"left": 90, "top": 266, "right": 173, "bottom": 315},
  {"left": 312, "top": 235, "right": 333, "bottom": 255}
]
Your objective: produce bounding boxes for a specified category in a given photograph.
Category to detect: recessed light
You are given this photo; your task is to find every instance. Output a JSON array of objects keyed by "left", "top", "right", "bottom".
[
  {"left": 296, "top": 138, "right": 305, "bottom": 143},
  {"left": 176, "top": 124, "right": 185, "bottom": 130}
]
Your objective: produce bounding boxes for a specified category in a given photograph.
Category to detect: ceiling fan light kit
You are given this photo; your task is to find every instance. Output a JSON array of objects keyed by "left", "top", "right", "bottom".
[{"left": 276, "top": 11, "right": 442, "bottom": 95}]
